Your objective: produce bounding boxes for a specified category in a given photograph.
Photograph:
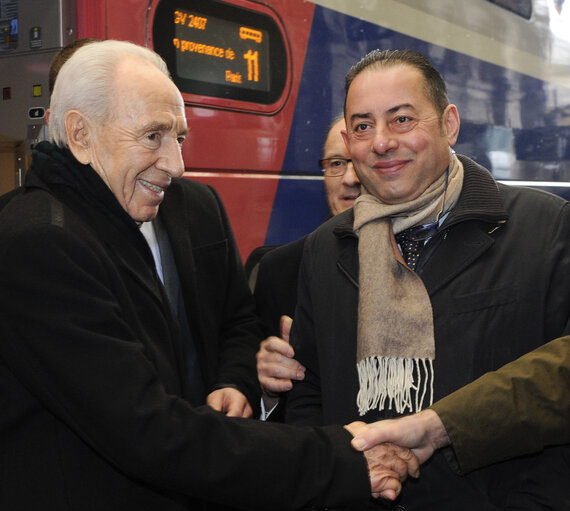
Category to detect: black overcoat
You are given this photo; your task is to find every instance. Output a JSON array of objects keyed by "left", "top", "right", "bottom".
[
  {"left": 0, "top": 143, "right": 370, "bottom": 511},
  {"left": 287, "top": 156, "right": 570, "bottom": 509}
]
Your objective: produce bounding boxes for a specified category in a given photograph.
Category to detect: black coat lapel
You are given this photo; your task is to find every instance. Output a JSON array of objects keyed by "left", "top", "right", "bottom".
[
  {"left": 156, "top": 181, "right": 206, "bottom": 361},
  {"left": 419, "top": 223, "right": 498, "bottom": 296}
]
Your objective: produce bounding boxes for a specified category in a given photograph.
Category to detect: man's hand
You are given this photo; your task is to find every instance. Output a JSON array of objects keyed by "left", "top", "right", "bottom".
[
  {"left": 350, "top": 410, "right": 451, "bottom": 465},
  {"left": 256, "top": 315, "right": 305, "bottom": 394},
  {"left": 365, "top": 442, "right": 420, "bottom": 500},
  {"left": 207, "top": 388, "right": 253, "bottom": 418},
  {"left": 345, "top": 421, "right": 420, "bottom": 501}
]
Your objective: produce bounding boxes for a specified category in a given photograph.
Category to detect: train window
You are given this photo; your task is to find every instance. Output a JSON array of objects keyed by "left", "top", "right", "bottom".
[
  {"left": 485, "top": 0, "right": 532, "bottom": 19},
  {"left": 152, "top": 0, "right": 289, "bottom": 113},
  {"left": 0, "top": 0, "right": 18, "bottom": 52}
]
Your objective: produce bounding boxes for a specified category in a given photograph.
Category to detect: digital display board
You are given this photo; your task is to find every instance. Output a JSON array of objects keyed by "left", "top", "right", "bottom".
[
  {"left": 153, "top": 0, "right": 289, "bottom": 110},
  {"left": 174, "top": 9, "right": 270, "bottom": 92}
]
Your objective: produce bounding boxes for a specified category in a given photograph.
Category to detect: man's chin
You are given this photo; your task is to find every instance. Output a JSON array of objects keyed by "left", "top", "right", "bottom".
[
  {"left": 130, "top": 207, "right": 160, "bottom": 225},
  {"left": 342, "top": 198, "right": 357, "bottom": 209}
]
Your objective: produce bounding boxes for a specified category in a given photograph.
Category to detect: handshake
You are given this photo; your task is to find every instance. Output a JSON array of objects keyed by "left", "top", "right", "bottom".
[
  {"left": 345, "top": 410, "right": 450, "bottom": 500},
  {"left": 258, "top": 316, "right": 451, "bottom": 501}
]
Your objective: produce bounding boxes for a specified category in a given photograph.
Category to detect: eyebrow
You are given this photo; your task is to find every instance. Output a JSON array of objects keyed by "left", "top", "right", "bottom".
[
  {"left": 387, "top": 103, "right": 414, "bottom": 114},
  {"left": 144, "top": 122, "right": 170, "bottom": 131},
  {"left": 142, "top": 122, "right": 188, "bottom": 137},
  {"left": 349, "top": 103, "right": 416, "bottom": 123},
  {"left": 348, "top": 112, "right": 373, "bottom": 124}
]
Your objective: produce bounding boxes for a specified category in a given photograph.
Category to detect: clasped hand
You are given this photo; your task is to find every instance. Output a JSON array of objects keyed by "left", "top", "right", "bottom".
[{"left": 345, "top": 421, "right": 420, "bottom": 501}]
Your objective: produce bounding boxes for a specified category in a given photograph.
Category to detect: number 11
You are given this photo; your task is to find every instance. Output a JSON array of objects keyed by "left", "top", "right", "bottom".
[{"left": 244, "top": 50, "right": 259, "bottom": 82}]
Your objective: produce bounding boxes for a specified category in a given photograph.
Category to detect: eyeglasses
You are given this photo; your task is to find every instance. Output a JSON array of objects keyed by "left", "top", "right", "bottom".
[{"left": 318, "top": 158, "right": 353, "bottom": 177}]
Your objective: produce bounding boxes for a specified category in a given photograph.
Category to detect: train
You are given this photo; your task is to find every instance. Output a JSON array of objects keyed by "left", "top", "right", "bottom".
[{"left": 1, "top": 0, "right": 569, "bottom": 261}]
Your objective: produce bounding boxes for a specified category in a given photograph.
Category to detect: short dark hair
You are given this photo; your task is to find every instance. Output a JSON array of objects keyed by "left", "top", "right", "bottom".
[
  {"left": 344, "top": 49, "right": 449, "bottom": 117},
  {"left": 49, "top": 38, "right": 102, "bottom": 94}
]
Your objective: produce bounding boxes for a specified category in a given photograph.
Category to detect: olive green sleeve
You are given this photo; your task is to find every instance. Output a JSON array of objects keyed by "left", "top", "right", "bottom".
[{"left": 430, "top": 336, "right": 570, "bottom": 474}]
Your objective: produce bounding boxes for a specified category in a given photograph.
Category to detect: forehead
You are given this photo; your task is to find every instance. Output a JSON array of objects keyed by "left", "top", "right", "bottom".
[
  {"left": 324, "top": 120, "right": 348, "bottom": 154},
  {"left": 346, "top": 64, "right": 428, "bottom": 112},
  {"left": 113, "top": 60, "right": 186, "bottom": 124}
]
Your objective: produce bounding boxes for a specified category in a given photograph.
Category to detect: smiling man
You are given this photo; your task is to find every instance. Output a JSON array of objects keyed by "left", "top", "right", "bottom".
[
  {"left": 0, "top": 41, "right": 420, "bottom": 510},
  {"left": 48, "top": 40, "right": 258, "bottom": 418},
  {"left": 285, "top": 49, "right": 570, "bottom": 509},
  {"left": 54, "top": 55, "right": 188, "bottom": 223}
]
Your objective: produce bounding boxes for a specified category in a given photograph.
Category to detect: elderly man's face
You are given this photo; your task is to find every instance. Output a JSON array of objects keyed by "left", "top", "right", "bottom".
[
  {"left": 88, "top": 59, "right": 187, "bottom": 223},
  {"left": 342, "top": 65, "right": 459, "bottom": 205}
]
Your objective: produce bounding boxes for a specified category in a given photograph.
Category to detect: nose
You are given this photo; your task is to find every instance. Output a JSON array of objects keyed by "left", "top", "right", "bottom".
[
  {"left": 342, "top": 161, "right": 360, "bottom": 186},
  {"left": 371, "top": 126, "right": 398, "bottom": 155},
  {"left": 156, "top": 136, "right": 185, "bottom": 178}
]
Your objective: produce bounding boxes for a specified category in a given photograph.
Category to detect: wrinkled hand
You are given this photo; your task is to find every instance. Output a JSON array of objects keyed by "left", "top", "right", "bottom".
[
  {"left": 207, "top": 387, "right": 253, "bottom": 418},
  {"left": 256, "top": 315, "right": 305, "bottom": 394},
  {"left": 346, "top": 421, "right": 420, "bottom": 501},
  {"left": 350, "top": 410, "right": 450, "bottom": 466}
]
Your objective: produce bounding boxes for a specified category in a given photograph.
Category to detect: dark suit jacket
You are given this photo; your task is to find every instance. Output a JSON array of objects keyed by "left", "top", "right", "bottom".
[
  {"left": 0, "top": 142, "right": 370, "bottom": 511},
  {"left": 253, "top": 236, "right": 307, "bottom": 337},
  {"left": 158, "top": 176, "right": 263, "bottom": 407},
  {"left": 250, "top": 237, "right": 307, "bottom": 422}
]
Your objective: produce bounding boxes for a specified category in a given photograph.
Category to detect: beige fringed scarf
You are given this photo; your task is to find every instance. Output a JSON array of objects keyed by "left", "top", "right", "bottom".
[{"left": 353, "top": 153, "right": 464, "bottom": 415}]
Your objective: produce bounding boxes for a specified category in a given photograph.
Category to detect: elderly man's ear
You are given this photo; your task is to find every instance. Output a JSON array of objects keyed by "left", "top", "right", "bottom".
[{"left": 64, "top": 110, "right": 92, "bottom": 165}]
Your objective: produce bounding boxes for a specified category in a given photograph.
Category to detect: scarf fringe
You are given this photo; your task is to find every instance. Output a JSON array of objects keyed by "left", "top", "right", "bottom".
[{"left": 356, "top": 356, "right": 434, "bottom": 415}]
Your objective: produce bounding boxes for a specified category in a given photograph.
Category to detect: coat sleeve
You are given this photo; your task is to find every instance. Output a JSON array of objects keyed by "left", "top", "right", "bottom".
[
  {"left": 253, "top": 238, "right": 306, "bottom": 338},
  {"left": 0, "top": 212, "right": 371, "bottom": 510},
  {"left": 254, "top": 250, "right": 288, "bottom": 337},
  {"left": 431, "top": 336, "right": 570, "bottom": 475}
]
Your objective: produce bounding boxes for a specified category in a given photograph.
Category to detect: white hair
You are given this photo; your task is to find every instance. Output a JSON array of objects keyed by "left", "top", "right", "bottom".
[{"left": 49, "top": 40, "right": 171, "bottom": 147}]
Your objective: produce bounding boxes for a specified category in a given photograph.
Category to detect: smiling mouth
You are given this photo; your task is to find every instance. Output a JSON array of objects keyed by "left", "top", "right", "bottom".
[
  {"left": 139, "top": 179, "right": 166, "bottom": 194},
  {"left": 374, "top": 160, "right": 408, "bottom": 173}
]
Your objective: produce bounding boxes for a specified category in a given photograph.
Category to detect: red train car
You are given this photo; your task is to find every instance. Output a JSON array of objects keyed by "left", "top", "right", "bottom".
[{"left": 2, "top": 0, "right": 570, "bottom": 261}]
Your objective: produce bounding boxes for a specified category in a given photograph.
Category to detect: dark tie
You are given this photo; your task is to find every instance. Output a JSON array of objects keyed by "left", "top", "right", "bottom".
[{"left": 396, "top": 232, "right": 424, "bottom": 271}]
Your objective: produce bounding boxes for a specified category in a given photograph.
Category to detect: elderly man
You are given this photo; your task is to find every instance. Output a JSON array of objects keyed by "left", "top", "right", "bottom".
[
  {"left": 46, "top": 37, "right": 252, "bottom": 417},
  {"left": 0, "top": 41, "right": 418, "bottom": 510},
  {"left": 285, "top": 49, "right": 570, "bottom": 508}
]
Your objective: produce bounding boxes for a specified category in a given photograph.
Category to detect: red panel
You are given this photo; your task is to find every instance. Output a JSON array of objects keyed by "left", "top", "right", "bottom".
[
  {"left": 104, "top": 0, "right": 150, "bottom": 42},
  {"left": 76, "top": 0, "right": 149, "bottom": 41},
  {"left": 75, "top": 0, "right": 106, "bottom": 39}
]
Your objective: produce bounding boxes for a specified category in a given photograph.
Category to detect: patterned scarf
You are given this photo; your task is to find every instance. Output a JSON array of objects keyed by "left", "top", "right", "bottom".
[{"left": 353, "top": 153, "right": 464, "bottom": 415}]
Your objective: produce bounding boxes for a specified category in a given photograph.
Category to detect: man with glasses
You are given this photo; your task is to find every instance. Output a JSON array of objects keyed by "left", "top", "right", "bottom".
[
  {"left": 285, "top": 49, "right": 570, "bottom": 508},
  {"left": 253, "top": 115, "right": 361, "bottom": 419},
  {"left": 320, "top": 114, "right": 362, "bottom": 216}
]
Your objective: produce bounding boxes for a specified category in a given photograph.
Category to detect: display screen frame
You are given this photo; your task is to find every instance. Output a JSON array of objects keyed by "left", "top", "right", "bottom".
[{"left": 152, "top": 0, "right": 290, "bottom": 114}]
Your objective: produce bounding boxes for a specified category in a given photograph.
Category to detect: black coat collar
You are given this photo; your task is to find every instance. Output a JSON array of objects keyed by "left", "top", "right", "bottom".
[
  {"left": 331, "top": 155, "right": 510, "bottom": 293},
  {"left": 332, "top": 155, "right": 508, "bottom": 238},
  {"left": 27, "top": 141, "right": 154, "bottom": 263}
]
